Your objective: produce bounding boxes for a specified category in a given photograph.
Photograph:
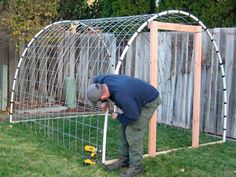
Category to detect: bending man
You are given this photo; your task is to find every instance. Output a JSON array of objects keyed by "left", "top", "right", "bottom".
[{"left": 87, "top": 74, "right": 161, "bottom": 177}]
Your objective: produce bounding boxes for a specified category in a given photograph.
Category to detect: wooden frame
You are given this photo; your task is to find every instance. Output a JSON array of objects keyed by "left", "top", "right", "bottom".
[{"left": 148, "top": 21, "right": 202, "bottom": 156}]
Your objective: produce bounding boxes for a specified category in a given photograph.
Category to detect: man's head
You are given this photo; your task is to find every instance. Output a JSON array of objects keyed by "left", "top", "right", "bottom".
[
  {"left": 87, "top": 83, "right": 111, "bottom": 105},
  {"left": 87, "top": 83, "right": 103, "bottom": 103}
]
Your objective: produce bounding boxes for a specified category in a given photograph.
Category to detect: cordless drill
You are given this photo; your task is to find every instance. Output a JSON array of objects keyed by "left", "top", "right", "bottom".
[{"left": 83, "top": 145, "right": 101, "bottom": 165}]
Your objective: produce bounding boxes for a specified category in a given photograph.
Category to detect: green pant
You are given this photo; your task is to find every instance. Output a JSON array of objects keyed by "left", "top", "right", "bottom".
[{"left": 119, "top": 96, "right": 161, "bottom": 167}]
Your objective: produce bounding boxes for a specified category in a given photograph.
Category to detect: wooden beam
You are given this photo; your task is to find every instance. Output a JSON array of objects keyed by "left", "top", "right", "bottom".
[
  {"left": 192, "top": 29, "right": 202, "bottom": 148},
  {"left": 151, "top": 22, "right": 202, "bottom": 33},
  {"left": 144, "top": 140, "right": 224, "bottom": 157},
  {"left": 148, "top": 22, "right": 158, "bottom": 157}
]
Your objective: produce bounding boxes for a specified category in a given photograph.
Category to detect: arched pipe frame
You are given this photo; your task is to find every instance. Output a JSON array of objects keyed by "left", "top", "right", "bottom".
[
  {"left": 114, "top": 10, "right": 228, "bottom": 144},
  {"left": 10, "top": 10, "right": 228, "bottom": 163}
]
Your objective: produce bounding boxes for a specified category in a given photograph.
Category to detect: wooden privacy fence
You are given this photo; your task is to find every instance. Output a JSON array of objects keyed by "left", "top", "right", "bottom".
[
  {"left": 0, "top": 27, "right": 235, "bottom": 138},
  {"left": 123, "top": 28, "right": 236, "bottom": 139}
]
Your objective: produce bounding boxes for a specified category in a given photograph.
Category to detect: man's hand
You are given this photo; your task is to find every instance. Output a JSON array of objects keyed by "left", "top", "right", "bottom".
[
  {"left": 111, "top": 112, "right": 118, "bottom": 120},
  {"left": 100, "top": 102, "right": 108, "bottom": 111}
]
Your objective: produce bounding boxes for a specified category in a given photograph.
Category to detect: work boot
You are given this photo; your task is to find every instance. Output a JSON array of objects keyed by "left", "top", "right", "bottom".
[
  {"left": 120, "top": 165, "right": 144, "bottom": 177},
  {"left": 106, "top": 157, "right": 129, "bottom": 171}
]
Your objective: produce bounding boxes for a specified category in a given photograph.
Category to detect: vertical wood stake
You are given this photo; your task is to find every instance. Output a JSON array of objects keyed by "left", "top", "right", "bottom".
[
  {"left": 148, "top": 22, "right": 158, "bottom": 157},
  {"left": 192, "top": 29, "right": 202, "bottom": 148}
]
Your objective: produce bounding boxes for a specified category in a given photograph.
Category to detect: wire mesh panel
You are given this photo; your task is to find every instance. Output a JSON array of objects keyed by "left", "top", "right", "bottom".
[
  {"left": 10, "top": 10, "right": 228, "bottom": 163},
  {"left": 10, "top": 15, "right": 156, "bottom": 163}
]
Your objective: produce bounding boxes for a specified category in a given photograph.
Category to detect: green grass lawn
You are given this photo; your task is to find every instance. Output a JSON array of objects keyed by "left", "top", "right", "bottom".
[
  {"left": 1, "top": 121, "right": 236, "bottom": 177},
  {"left": 20, "top": 115, "right": 221, "bottom": 162}
]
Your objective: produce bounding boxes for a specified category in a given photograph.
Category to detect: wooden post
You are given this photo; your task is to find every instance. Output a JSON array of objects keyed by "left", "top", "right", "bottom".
[
  {"left": 148, "top": 22, "right": 158, "bottom": 157},
  {"left": 0, "top": 65, "right": 8, "bottom": 111},
  {"left": 192, "top": 28, "right": 202, "bottom": 148}
]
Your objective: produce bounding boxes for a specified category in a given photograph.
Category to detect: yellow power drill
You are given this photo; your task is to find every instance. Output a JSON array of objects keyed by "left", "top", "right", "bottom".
[{"left": 83, "top": 145, "right": 101, "bottom": 165}]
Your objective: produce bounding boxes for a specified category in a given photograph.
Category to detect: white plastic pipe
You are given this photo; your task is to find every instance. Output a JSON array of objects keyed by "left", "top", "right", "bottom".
[{"left": 102, "top": 110, "right": 109, "bottom": 163}]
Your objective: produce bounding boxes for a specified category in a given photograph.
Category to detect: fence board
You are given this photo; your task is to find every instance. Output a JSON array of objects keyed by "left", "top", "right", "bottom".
[{"left": 0, "top": 65, "right": 8, "bottom": 111}]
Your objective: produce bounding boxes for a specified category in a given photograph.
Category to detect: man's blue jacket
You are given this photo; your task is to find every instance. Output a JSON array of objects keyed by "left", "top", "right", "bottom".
[{"left": 94, "top": 74, "right": 159, "bottom": 125}]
